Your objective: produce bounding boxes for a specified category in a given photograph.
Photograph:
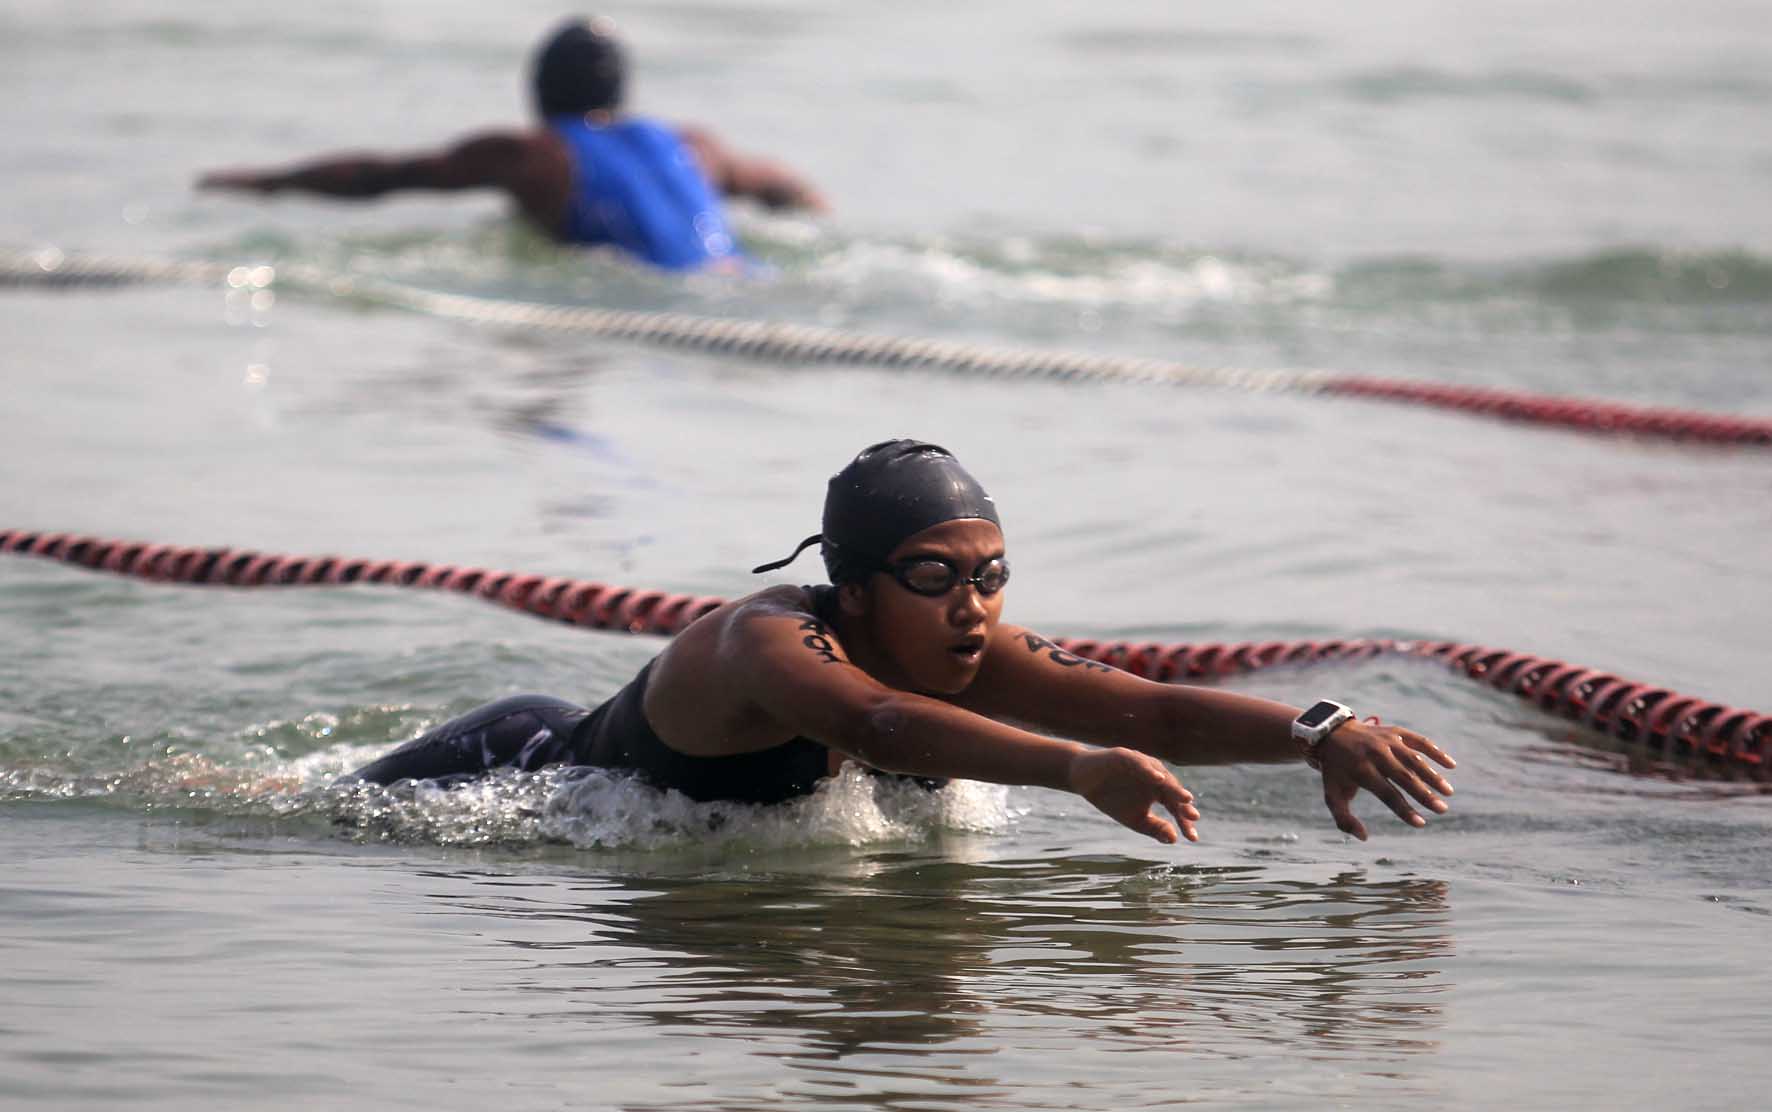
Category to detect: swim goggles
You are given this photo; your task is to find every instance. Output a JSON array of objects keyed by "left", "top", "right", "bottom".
[{"left": 884, "top": 556, "right": 1011, "bottom": 598}]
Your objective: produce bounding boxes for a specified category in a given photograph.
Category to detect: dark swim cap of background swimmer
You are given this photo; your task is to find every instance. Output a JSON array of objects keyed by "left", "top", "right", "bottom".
[
  {"left": 532, "top": 18, "right": 627, "bottom": 118},
  {"left": 751, "top": 439, "right": 999, "bottom": 580}
]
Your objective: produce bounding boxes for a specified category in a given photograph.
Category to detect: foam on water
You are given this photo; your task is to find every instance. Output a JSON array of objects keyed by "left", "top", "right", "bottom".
[
  {"left": 1, "top": 748, "right": 1012, "bottom": 853},
  {"left": 201, "top": 218, "right": 1772, "bottom": 335},
  {"left": 329, "top": 753, "right": 1010, "bottom": 852}
]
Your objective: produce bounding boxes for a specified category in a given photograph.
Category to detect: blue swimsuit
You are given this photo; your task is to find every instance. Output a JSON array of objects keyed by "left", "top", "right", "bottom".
[{"left": 549, "top": 114, "right": 742, "bottom": 270}]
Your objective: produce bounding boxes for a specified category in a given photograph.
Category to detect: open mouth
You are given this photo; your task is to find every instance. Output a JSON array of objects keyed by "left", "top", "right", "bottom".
[{"left": 949, "top": 635, "right": 985, "bottom": 663}]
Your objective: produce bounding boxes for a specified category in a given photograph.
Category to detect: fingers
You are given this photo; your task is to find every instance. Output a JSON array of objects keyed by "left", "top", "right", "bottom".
[
  {"left": 1325, "top": 785, "right": 1368, "bottom": 842},
  {"left": 1312, "top": 720, "right": 1462, "bottom": 839},
  {"left": 1382, "top": 731, "right": 1454, "bottom": 808},
  {"left": 1134, "top": 812, "right": 1180, "bottom": 845},
  {"left": 1131, "top": 773, "right": 1196, "bottom": 844},
  {"left": 1359, "top": 725, "right": 1457, "bottom": 813},
  {"left": 1158, "top": 779, "right": 1201, "bottom": 822},
  {"left": 1140, "top": 762, "right": 1199, "bottom": 844},
  {"left": 1165, "top": 803, "right": 1199, "bottom": 843},
  {"left": 1401, "top": 746, "right": 1455, "bottom": 795},
  {"left": 1370, "top": 779, "right": 1427, "bottom": 828},
  {"left": 1156, "top": 804, "right": 1199, "bottom": 843},
  {"left": 1150, "top": 761, "right": 1195, "bottom": 807},
  {"left": 1079, "top": 749, "right": 1205, "bottom": 846},
  {"left": 1398, "top": 728, "right": 1456, "bottom": 770},
  {"left": 1377, "top": 752, "right": 1450, "bottom": 814},
  {"left": 1154, "top": 767, "right": 1201, "bottom": 842},
  {"left": 1136, "top": 803, "right": 1195, "bottom": 845}
]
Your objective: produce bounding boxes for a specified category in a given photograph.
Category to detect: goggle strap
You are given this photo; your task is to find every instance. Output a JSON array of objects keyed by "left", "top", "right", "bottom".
[{"left": 750, "top": 533, "right": 825, "bottom": 575}]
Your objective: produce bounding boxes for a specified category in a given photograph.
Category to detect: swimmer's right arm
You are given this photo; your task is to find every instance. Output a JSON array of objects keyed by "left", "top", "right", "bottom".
[
  {"left": 197, "top": 132, "right": 541, "bottom": 198},
  {"left": 725, "top": 605, "right": 1198, "bottom": 844}
]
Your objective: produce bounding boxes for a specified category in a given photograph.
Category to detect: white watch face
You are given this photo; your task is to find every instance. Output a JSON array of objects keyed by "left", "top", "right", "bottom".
[{"left": 1296, "top": 701, "right": 1345, "bottom": 730}]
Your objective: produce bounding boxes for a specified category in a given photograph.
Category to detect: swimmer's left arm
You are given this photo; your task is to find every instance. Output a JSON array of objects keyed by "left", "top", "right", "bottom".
[
  {"left": 959, "top": 624, "right": 1294, "bottom": 761},
  {"left": 677, "top": 126, "right": 831, "bottom": 213},
  {"left": 960, "top": 623, "right": 1456, "bottom": 839}
]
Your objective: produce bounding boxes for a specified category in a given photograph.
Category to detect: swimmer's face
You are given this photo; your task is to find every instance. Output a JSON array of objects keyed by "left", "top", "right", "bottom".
[{"left": 852, "top": 518, "right": 1006, "bottom": 695}]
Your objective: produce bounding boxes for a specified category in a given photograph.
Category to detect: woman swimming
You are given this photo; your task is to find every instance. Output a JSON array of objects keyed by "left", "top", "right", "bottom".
[{"left": 347, "top": 440, "right": 1455, "bottom": 844}]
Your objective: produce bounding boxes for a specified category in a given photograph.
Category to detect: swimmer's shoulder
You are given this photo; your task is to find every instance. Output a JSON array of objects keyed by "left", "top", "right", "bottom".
[
  {"left": 654, "top": 584, "right": 825, "bottom": 692},
  {"left": 723, "top": 583, "right": 823, "bottom": 628},
  {"left": 664, "top": 584, "right": 815, "bottom": 648},
  {"left": 434, "top": 127, "right": 571, "bottom": 230},
  {"left": 443, "top": 128, "right": 560, "bottom": 167},
  {"left": 681, "top": 585, "right": 823, "bottom": 652}
]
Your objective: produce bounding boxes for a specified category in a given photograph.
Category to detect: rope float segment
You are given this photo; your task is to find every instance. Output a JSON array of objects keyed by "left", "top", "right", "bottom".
[
  {"left": 5, "top": 528, "right": 1765, "bottom": 776},
  {"left": 0, "top": 530, "right": 724, "bottom": 637},
  {"left": 1067, "top": 634, "right": 1769, "bottom": 773},
  {"left": 1321, "top": 377, "right": 1772, "bottom": 447},
  {"left": 6, "top": 247, "right": 1772, "bottom": 447}
]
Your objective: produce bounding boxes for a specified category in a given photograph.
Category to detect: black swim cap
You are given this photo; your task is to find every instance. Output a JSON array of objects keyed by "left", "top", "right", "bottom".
[
  {"left": 532, "top": 18, "right": 627, "bottom": 117},
  {"left": 752, "top": 440, "right": 1000, "bottom": 584}
]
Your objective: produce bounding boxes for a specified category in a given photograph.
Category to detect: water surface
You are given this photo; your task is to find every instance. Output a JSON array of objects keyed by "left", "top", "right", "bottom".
[{"left": 3, "top": 1, "right": 1770, "bottom": 1108}]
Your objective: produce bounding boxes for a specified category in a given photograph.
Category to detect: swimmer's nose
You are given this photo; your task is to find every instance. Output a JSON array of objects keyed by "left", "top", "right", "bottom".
[{"left": 949, "top": 584, "right": 988, "bottom": 624}]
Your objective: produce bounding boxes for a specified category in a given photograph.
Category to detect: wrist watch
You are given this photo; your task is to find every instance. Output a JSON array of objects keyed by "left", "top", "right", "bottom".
[{"left": 1291, "top": 699, "right": 1355, "bottom": 770}]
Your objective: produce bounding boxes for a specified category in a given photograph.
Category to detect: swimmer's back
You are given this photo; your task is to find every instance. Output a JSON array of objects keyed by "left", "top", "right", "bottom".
[{"left": 549, "top": 115, "right": 741, "bottom": 270}]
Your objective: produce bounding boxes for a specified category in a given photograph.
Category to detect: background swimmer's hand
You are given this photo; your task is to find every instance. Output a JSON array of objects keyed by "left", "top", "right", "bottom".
[
  {"left": 785, "top": 184, "right": 833, "bottom": 215},
  {"left": 1315, "top": 721, "right": 1456, "bottom": 840},
  {"left": 197, "top": 168, "right": 280, "bottom": 194},
  {"left": 1067, "top": 747, "right": 1200, "bottom": 845}
]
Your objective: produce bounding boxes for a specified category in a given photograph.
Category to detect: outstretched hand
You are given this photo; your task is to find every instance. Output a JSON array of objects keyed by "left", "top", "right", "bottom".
[
  {"left": 1068, "top": 747, "right": 1200, "bottom": 845},
  {"left": 1316, "top": 720, "right": 1455, "bottom": 840},
  {"left": 197, "top": 169, "right": 276, "bottom": 194}
]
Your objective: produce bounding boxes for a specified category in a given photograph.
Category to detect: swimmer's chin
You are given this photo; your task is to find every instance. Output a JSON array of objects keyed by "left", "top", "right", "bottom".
[{"left": 913, "top": 662, "right": 984, "bottom": 697}]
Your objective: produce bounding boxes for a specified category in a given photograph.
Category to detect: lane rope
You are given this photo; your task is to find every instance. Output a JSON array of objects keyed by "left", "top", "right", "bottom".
[
  {"left": 6, "top": 528, "right": 1765, "bottom": 775},
  {"left": 7, "top": 247, "right": 1771, "bottom": 447}
]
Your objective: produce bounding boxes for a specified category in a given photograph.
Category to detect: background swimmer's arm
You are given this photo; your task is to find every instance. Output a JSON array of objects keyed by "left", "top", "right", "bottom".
[
  {"left": 959, "top": 624, "right": 1455, "bottom": 839},
  {"left": 196, "top": 132, "right": 555, "bottom": 201},
  {"left": 725, "top": 606, "right": 1198, "bottom": 844},
  {"left": 676, "top": 126, "right": 831, "bottom": 213}
]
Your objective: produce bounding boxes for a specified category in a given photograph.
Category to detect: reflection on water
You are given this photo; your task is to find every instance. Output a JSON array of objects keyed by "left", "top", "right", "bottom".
[
  {"left": 417, "top": 853, "right": 1451, "bottom": 1103},
  {"left": 1497, "top": 714, "right": 1772, "bottom": 798}
]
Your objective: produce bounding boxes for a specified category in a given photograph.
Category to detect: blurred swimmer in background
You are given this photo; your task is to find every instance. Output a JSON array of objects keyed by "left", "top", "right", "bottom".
[{"left": 198, "top": 17, "right": 828, "bottom": 271}]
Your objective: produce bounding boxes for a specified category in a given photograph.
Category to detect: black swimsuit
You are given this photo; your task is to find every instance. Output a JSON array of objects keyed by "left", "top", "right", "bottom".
[{"left": 345, "top": 588, "right": 937, "bottom": 804}]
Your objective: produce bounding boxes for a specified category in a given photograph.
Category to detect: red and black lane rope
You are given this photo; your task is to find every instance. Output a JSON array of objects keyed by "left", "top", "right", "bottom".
[
  {"left": 0, "top": 530, "right": 725, "bottom": 638},
  {"left": 4, "top": 529, "right": 1766, "bottom": 775},
  {"left": 1319, "top": 377, "right": 1772, "bottom": 447},
  {"left": 1058, "top": 636, "right": 1769, "bottom": 775}
]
